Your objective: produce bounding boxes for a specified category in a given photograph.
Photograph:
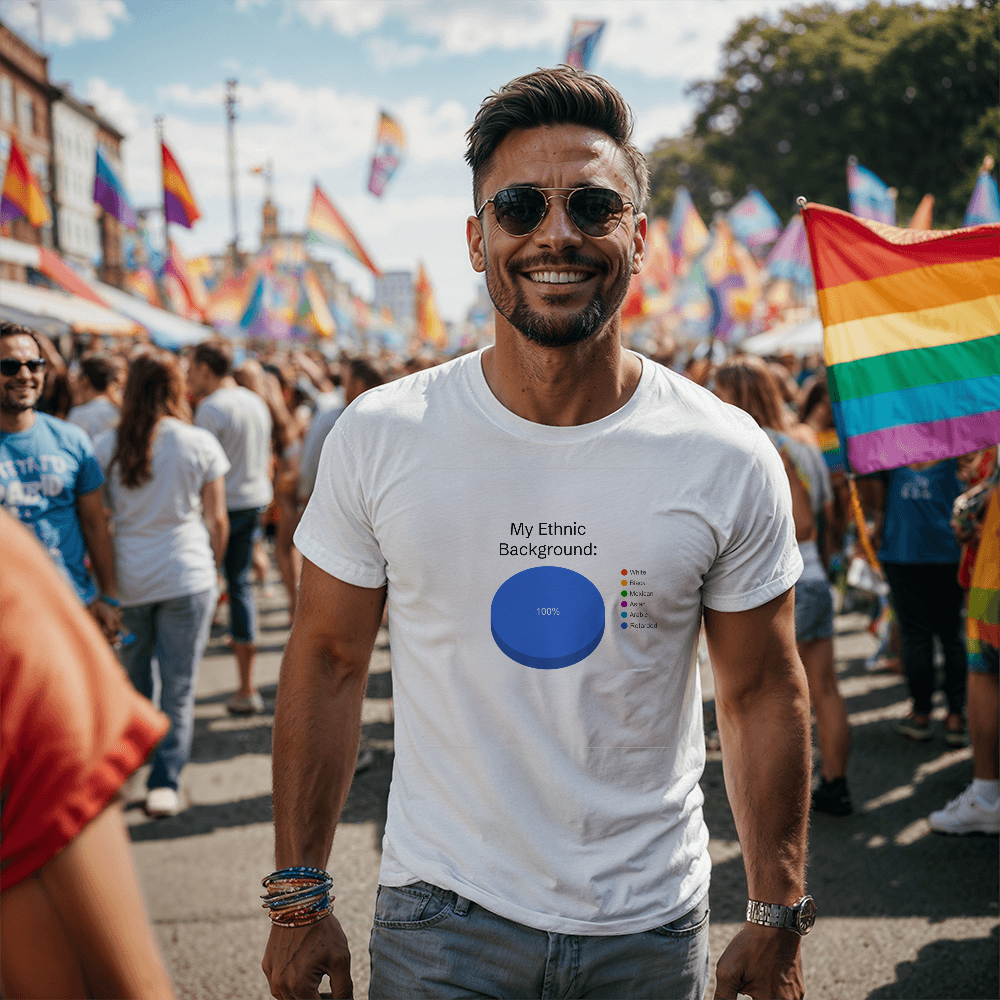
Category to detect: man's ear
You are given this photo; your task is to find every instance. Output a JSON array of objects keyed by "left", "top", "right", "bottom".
[
  {"left": 632, "top": 214, "right": 647, "bottom": 275},
  {"left": 467, "top": 216, "right": 486, "bottom": 273}
]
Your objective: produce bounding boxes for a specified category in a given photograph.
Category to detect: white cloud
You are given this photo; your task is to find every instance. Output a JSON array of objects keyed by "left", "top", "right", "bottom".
[
  {"left": 4, "top": 0, "right": 127, "bottom": 46},
  {"left": 292, "top": 0, "right": 388, "bottom": 35},
  {"left": 633, "top": 101, "right": 694, "bottom": 149},
  {"left": 368, "top": 36, "right": 431, "bottom": 70}
]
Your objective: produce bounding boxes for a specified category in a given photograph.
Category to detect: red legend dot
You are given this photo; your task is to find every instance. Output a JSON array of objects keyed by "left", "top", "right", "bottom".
[{"left": 621, "top": 569, "right": 627, "bottom": 576}]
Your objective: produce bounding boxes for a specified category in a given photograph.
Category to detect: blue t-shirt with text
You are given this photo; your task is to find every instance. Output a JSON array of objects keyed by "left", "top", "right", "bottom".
[
  {"left": 878, "top": 460, "right": 962, "bottom": 564},
  {"left": 0, "top": 412, "right": 104, "bottom": 602}
]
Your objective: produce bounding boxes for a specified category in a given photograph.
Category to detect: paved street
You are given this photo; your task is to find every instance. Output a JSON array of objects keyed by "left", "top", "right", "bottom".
[{"left": 126, "top": 580, "right": 999, "bottom": 1000}]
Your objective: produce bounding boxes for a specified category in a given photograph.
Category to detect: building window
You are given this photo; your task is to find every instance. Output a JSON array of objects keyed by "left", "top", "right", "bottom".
[
  {"left": 0, "top": 77, "right": 13, "bottom": 122},
  {"left": 18, "top": 93, "right": 35, "bottom": 136}
]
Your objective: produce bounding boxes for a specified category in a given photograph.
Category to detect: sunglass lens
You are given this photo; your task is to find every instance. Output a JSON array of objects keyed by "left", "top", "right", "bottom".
[
  {"left": 568, "top": 188, "right": 624, "bottom": 236},
  {"left": 493, "top": 187, "right": 547, "bottom": 236},
  {"left": 1, "top": 359, "right": 44, "bottom": 375}
]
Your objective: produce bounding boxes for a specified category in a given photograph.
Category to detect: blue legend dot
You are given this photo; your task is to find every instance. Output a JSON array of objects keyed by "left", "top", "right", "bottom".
[
  {"left": 621, "top": 611, "right": 627, "bottom": 618},
  {"left": 491, "top": 566, "right": 605, "bottom": 670},
  {"left": 621, "top": 622, "right": 628, "bottom": 629}
]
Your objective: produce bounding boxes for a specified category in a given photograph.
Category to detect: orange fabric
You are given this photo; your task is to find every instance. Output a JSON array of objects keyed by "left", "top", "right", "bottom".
[{"left": 0, "top": 513, "right": 168, "bottom": 891}]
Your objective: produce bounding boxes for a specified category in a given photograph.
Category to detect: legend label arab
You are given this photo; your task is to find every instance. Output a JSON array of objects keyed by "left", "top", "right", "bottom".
[{"left": 491, "top": 565, "right": 605, "bottom": 669}]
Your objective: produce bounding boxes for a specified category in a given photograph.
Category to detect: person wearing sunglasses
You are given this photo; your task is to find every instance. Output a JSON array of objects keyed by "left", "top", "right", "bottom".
[
  {"left": 0, "top": 323, "right": 121, "bottom": 643},
  {"left": 266, "top": 68, "right": 811, "bottom": 1000}
]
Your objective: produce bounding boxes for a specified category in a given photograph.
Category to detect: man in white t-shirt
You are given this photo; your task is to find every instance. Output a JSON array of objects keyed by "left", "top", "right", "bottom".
[
  {"left": 189, "top": 339, "right": 273, "bottom": 715},
  {"left": 264, "top": 67, "right": 812, "bottom": 1000}
]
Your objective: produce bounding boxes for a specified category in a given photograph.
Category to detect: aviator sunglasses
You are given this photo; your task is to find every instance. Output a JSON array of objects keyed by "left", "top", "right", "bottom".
[
  {"left": 477, "top": 186, "right": 634, "bottom": 238},
  {"left": 0, "top": 358, "right": 46, "bottom": 376}
]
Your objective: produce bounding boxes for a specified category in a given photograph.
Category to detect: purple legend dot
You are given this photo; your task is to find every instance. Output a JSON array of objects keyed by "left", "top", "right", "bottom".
[{"left": 621, "top": 601, "right": 627, "bottom": 607}]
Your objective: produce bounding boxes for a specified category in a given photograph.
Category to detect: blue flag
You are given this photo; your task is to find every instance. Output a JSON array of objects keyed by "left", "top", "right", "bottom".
[{"left": 847, "top": 158, "right": 895, "bottom": 225}]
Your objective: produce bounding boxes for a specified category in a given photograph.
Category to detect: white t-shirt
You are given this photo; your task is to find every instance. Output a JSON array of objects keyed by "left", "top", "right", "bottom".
[
  {"left": 67, "top": 397, "right": 119, "bottom": 440},
  {"left": 95, "top": 418, "right": 230, "bottom": 606},
  {"left": 194, "top": 386, "right": 272, "bottom": 511},
  {"left": 295, "top": 350, "right": 802, "bottom": 936}
]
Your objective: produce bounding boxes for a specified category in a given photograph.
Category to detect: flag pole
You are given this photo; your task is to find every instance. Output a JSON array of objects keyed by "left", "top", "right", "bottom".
[{"left": 156, "top": 115, "right": 167, "bottom": 263}]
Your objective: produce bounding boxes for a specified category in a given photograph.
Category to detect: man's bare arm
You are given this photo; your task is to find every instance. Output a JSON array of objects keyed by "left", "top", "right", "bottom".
[
  {"left": 77, "top": 487, "right": 121, "bottom": 640},
  {"left": 704, "top": 588, "right": 811, "bottom": 1000},
  {"left": 263, "top": 557, "right": 386, "bottom": 1000}
]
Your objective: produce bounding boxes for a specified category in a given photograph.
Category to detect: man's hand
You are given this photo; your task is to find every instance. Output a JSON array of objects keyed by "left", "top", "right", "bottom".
[
  {"left": 714, "top": 924, "right": 803, "bottom": 999},
  {"left": 88, "top": 598, "right": 121, "bottom": 642},
  {"left": 262, "top": 915, "right": 353, "bottom": 999}
]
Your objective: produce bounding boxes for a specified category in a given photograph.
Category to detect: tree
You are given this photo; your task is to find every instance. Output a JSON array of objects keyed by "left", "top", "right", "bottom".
[{"left": 673, "top": 1, "right": 998, "bottom": 228}]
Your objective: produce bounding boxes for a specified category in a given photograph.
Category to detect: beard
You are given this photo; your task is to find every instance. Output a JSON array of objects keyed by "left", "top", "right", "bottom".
[
  {"left": 485, "top": 249, "right": 632, "bottom": 348},
  {"left": 0, "top": 385, "right": 41, "bottom": 413}
]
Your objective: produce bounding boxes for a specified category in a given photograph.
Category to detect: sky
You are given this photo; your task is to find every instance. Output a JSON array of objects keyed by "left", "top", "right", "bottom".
[{"left": 1, "top": 0, "right": 950, "bottom": 321}]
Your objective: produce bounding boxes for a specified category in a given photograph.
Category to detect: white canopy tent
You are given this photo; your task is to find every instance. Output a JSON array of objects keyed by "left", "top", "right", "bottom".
[{"left": 740, "top": 318, "right": 824, "bottom": 358}]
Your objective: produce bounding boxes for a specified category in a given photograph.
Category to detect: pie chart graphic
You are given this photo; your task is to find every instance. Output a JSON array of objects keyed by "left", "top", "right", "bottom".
[{"left": 491, "top": 565, "right": 605, "bottom": 669}]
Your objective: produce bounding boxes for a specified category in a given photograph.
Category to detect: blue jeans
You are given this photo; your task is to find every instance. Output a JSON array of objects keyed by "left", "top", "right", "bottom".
[
  {"left": 119, "top": 588, "right": 216, "bottom": 791},
  {"left": 368, "top": 881, "right": 710, "bottom": 1000},
  {"left": 225, "top": 506, "right": 265, "bottom": 643}
]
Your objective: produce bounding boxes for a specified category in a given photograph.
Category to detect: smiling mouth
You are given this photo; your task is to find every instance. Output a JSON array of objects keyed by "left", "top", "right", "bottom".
[{"left": 524, "top": 271, "right": 592, "bottom": 285}]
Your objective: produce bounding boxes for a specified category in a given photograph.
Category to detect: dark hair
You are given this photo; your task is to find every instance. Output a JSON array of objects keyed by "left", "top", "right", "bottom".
[
  {"left": 112, "top": 351, "right": 190, "bottom": 488},
  {"left": 465, "top": 65, "right": 649, "bottom": 212},
  {"left": 79, "top": 352, "right": 126, "bottom": 393},
  {"left": 0, "top": 321, "right": 43, "bottom": 353},
  {"left": 714, "top": 355, "right": 791, "bottom": 432},
  {"left": 193, "top": 339, "right": 233, "bottom": 378},
  {"left": 347, "top": 357, "right": 385, "bottom": 391},
  {"left": 798, "top": 377, "right": 831, "bottom": 425}
]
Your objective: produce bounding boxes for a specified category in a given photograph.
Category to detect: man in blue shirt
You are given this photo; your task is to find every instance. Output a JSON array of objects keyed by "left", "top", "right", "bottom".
[{"left": 0, "top": 323, "right": 120, "bottom": 640}]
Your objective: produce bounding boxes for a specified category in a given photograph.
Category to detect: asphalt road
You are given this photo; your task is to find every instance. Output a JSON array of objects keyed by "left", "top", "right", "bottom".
[{"left": 125, "top": 582, "right": 999, "bottom": 1000}]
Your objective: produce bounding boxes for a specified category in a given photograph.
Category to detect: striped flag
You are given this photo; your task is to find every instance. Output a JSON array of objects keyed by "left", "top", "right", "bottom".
[
  {"left": 93, "top": 147, "right": 137, "bottom": 228},
  {"left": 161, "top": 142, "right": 201, "bottom": 228},
  {"left": 668, "top": 186, "right": 709, "bottom": 263},
  {"left": 803, "top": 202, "right": 1000, "bottom": 474},
  {"left": 368, "top": 111, "right": 406, "bottom": 197},
  {"left": 847, "top": 158, "right": 895, "bottom": 225},
  {"left": 728, "top": 189, "right": 782, "bottom": 252},
  {"left": 1, "top": 136, "right": 49, "bottom": 227},
  {"left": 766, "top": 214, "right": 813, "bottom": 288},
  {"left": 306, "top": 183, "right": 380, "bottom": 276},
  {"left": 565, "top": 19, "right": 606, "bottom": 70},
  {"left": 965, "top": 162, "right": 1000, "bottom": 227}
]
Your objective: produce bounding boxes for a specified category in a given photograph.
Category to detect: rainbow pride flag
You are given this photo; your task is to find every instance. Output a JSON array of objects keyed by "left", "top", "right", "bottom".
[
  {"left": 1, "top": 136, "right": 49, "bottom": 227},
  {"left": 306, "top": 183, "right": 380, "bottom": 276},
  {"left": 668, "top": 186, "right": 709, "bottom": 264},
  {"left": 816, "top": 428, "right": 846, "bottom": 476},
  {"left": 94, "top": 147, "right": 137, "bottom": 229},
  {"left": 803, "top": 203, "right": 1000, "bottom": 475},
  {"left": 565, "top": 19, "right": 606, "bottom": 70},
  {"left": 162, "top": 142, "right": 201, "bottom": 229},
  {"left": 368, "top": 111, "right": 406, "bottom": 197}
]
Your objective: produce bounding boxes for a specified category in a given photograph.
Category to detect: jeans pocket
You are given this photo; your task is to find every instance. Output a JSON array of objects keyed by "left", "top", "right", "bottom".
[
  {"left": 649, "top": 896, "right": 710, "bottom": 939},
  {"left": 373, "top": 882, "right": 457, "bottom": 929}
]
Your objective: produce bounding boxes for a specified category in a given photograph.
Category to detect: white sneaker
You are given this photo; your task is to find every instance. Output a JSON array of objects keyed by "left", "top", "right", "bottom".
[
  {"left": 928, "top": 784, "right": 1000, "bottom": 835},
  {"left": 145, "top": 787, "right": 180, "bottom": 818}
]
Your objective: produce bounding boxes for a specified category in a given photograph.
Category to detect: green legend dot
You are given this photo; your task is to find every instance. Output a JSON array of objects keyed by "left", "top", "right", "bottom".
[{"left": 621, "top": 590, "right": 628, "bottom": 597}]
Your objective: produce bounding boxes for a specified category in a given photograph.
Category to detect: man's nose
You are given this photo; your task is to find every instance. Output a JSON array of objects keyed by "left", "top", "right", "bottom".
[{"left": 531, "top": 194, "right": 584, "bottom": 251}]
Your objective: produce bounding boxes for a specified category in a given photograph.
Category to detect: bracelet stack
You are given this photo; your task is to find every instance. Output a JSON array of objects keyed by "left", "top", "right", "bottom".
[{"left": 261, "top": 866, "right": 334, "bottom": 927}]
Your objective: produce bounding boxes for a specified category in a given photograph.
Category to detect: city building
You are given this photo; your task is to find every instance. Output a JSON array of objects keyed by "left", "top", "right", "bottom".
[
  {"left": 374, "top": 269, "right": 414, "bottom": 328},
  {"left": 0, "top": 20, "right": 55, "bottom": 278}
]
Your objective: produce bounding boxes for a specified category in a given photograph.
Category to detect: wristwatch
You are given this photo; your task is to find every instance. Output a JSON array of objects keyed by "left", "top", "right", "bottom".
[{"left": 746, "top": 896, "right": 816, "bottom": 935}]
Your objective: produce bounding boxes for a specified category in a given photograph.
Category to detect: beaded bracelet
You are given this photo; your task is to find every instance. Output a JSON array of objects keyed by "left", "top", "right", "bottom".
[{"left": 261, "top": 867, "right": 335, "bottom": 928}]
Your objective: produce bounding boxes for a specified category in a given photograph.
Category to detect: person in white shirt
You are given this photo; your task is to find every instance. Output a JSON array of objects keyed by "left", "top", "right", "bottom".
[
  {"left": 95, "top": 350, "right": 229, "bottom": 818},
  {"left": 264, "top": 67, "right": 813, "bottom": 1000},
  {"left": 67, "top": 352, "right": 125, "bottom": 440},
  {"left": 188, "top": 340, "right": 273, "bottom": 716}
]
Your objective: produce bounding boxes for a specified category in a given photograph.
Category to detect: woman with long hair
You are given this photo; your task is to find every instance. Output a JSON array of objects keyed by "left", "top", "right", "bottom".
[
  {"left": 94, "top": 351, "right": 230, "bottom": 818},
  {"left": 714, "top": 354, "right": 853, "bottom": 816}
]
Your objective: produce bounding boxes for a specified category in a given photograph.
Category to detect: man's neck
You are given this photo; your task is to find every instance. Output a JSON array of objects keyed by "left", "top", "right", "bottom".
[
  {"left": 0, "top": 408, "right": 38, "bottom": 433},
  {"left": 481, "top": 317, "right": 642, "bottom": 426}
]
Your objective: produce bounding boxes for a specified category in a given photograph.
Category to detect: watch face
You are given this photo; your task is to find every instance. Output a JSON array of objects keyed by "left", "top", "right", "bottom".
[{"left": 795, "top": 896, "right": 817, "bottom": 934}]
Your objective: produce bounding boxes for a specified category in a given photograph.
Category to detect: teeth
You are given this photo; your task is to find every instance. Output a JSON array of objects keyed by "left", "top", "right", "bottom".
[{"left": 527, "top": 271, "right": 588, "bottom": 284}]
